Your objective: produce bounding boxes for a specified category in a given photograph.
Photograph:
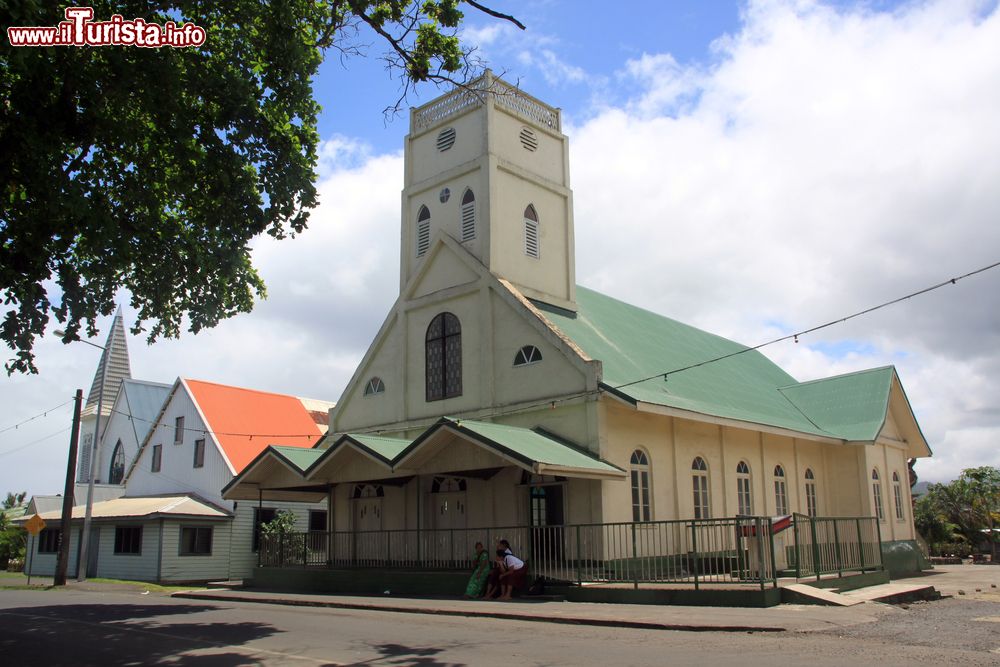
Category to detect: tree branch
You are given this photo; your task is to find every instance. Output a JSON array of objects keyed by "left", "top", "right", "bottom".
[{"left": 464, "top": 0, "right": 525, "bottom": 30}]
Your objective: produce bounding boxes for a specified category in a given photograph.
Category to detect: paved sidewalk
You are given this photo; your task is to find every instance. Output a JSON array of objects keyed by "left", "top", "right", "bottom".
[{"left": 173, "top": 588, "right": 886, "bottom": 633}]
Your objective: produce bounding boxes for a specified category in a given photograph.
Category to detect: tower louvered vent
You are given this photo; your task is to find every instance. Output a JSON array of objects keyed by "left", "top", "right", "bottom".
[
  {"left": 437, "top": 127, "right": 456, "bottom": 151},
  {"left": 519, "top": 127, "right": 538, "bottom": 151},
  {"left": 460, "top": 189, "right": 476, "bottom": 242},
  {"left": 416, "top": 206, "right": 431, "bottom": 257}
]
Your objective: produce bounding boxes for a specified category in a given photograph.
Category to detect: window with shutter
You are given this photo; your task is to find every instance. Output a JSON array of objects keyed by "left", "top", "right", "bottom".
[
  {"left": 416, "top": 205, "right": 431, "bottom": 257},
  {"left": 524, "top": 204, "right": 539, "bottom": 258},
  {"left": 460, "top": 189, "right": 475, "bottom": 242}
]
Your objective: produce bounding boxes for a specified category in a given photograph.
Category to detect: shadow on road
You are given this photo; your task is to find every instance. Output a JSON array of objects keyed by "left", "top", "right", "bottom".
[
  {"left": 0, "top": 603, "right": 280, "bottom": 665},
  {"left": 337, "top": 641, "right": 467, "bottom": 667}
]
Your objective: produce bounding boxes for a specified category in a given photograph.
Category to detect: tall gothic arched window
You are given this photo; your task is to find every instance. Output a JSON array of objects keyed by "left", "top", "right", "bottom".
[
  {"left": 426, "top": 313, "right": 462, "bottom": 401},
  {"left": 692, "top": 456, "right": 710, "bottom": 519},
  {"left": 773, "top": 465, "right": 788, "bottom": 516},
  {"left": 630, "top": 450, "right": 651, "bottom": 522},
  {"left": 805, "top": 468, "right": 818, "bottom": 517},
  {"left": 736, "top": 461, "right": 753, "bottom": 516},
  {"left": 108, "top": 440, "right": 125, "bottom": 485}
]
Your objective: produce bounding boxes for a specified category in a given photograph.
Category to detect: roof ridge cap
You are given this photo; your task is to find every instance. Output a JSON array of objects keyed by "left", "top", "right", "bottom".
[{"left": 778, "top": 364, "right": 896, "bottom": 390}]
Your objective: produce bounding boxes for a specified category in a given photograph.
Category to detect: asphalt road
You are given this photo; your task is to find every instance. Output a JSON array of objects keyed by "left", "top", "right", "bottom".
[{"left": 1, "top": 588, "right": 999, "bottom": 666}]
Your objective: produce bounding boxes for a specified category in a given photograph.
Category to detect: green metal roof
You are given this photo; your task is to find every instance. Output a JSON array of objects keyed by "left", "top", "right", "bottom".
[
  {"left": 343, "top": 434, "right": 412, "bottom": 463},
  {"left": 444, "top": 417, "right": 623, "bottom": 475},
  {"left": 271, "top": 445, "right": 325, "bottom": 473},
  {"left": 536, "top": 286, "right": 898, "bottom": 441},
  {"left": 778, "top": 367, "right": 895, "bottom": 441}
]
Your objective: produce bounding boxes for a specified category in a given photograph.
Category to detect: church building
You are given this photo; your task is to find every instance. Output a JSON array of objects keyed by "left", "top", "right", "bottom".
[{"left": 224, "top": 73, "right": 931, "bottom": 583}]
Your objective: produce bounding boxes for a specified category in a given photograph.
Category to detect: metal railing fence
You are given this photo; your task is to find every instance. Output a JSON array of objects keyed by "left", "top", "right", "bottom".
[
  {"left": 258, "top": 516, "right": 779, "bottom": 588},
  {"left": 791, "top": 513, "right": 883, "bottom": 579}
]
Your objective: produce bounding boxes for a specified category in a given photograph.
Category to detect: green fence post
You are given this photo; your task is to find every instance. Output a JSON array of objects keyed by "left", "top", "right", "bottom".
[
  {"left": 690, "top": 521, "right": 699, "bottom": 591},
  {"left": 856, "top": 519, "right": 866, "bottom": 573},
  {"left": 386, "top": 530, "right": 392, "bottom": 568},
  {"left": 874, "top": 517, "right": 884, "bottom": 571},
  {"left": 755, "top": 518, "right": 766, "bottom": 591},
  {"left": 767, "top": 518, "right": 778, "bottom": 589},
  {"left": 793, "top": 518, "right": 800, "bottom": 579},
  {"left": 631, "top": 522, "right": 639, "bottom": 590},
  {"left": 576, "top": 525, "right": 583, "bottom": 587},
  {"left": 810, "top": 517, "right": 821, "bottom": 583},
  {"left": 279, "top": 533, "right": 285, "bottom": 567},
  {"left": 832, "top": 521, "right": 842, "bottom": 577},
  {"left": 302, "top": 532, "right": 308, "bottom": 566}
]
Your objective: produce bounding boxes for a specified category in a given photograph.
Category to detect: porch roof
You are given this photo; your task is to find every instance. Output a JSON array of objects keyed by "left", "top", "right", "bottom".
[
  {"left": 17, "top": 494, "right": 232, "bottom": 524},
  {"left": 220, "top": 445, "right": 330, "bottom": 502},
  {"left": 395, "top": 417, "right": 626, "bottom": 480}
]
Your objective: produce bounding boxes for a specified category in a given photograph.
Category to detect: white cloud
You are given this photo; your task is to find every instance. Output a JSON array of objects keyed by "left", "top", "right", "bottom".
[
  {"left": 517, "top": 48, "right": 588, "bottom": 87},
  {"left": 569, "top": 0, "right": 1000, "bottom": 483}
]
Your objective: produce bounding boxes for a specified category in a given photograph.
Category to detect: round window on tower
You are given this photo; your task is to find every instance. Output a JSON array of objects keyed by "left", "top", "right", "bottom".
[{"left": 439, "top": 188, "right": 451, "bottom": 203}]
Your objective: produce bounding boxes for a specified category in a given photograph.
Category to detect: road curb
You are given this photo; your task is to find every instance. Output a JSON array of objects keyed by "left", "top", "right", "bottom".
[{"left": 172, "top": 591, "right": 787, "bottom": 633}]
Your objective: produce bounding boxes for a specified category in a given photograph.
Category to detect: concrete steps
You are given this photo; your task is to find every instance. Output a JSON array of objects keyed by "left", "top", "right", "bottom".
[
  {"left": 782, "top": 581, "right": 938, "bottom": 606},
  {"left": 840, "top": 582, "right": 939, "bottom": 604}
]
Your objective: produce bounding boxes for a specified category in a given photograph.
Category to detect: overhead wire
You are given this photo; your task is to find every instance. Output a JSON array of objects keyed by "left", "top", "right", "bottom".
[{"left": 16, "top": 259, "right": 999, "bottom": 446}]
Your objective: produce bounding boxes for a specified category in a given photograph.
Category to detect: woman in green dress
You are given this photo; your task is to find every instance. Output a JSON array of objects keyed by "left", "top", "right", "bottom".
[{"left": 464, "top": 542, "right": 490, "bottom": 598}]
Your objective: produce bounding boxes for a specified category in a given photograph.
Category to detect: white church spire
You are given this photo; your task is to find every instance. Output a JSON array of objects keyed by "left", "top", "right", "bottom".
[{"left": 82, "top": 305, "right": 131, "bottom": 417}]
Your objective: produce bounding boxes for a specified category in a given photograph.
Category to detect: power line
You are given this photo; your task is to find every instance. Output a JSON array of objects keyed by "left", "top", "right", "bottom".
[
  {"left": 0, "top": 427, "right": 71, "bottom": 457},
  {"left": 613, "top": 258, "right": 1000, "bottom": 391},
  {"left": 0, "top": 398, "right": 74, "bottom": 435},
  {"left": 77, "top": 259, "right": 1000, "bottom": 443},
  {"left": 347, "top": 258, "right": 1000, "bottom": 436}
]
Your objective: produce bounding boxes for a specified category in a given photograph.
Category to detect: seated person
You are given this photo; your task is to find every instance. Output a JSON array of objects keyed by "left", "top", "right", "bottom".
[
  {"left": 497, "top": 548, "right": 526, "bottom": 600},
  {"left": 483, "top": 539, "right": 514, "bottom": 599}
]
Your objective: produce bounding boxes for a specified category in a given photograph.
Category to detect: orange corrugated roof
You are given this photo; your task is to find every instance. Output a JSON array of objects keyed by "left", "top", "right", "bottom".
[{"left": 185, "top": 379, "right": 325, "bottom": 473}]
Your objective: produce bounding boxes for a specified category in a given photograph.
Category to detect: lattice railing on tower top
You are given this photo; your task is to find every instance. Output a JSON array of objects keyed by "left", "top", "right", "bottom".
[{"left": 411, "top": 72, "right": 561, "bottom": 133}]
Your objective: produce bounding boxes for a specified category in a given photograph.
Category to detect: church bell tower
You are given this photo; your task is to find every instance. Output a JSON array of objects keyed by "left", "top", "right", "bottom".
[{"left": 400, "top": 71, "right": 577, "bottom": 311}]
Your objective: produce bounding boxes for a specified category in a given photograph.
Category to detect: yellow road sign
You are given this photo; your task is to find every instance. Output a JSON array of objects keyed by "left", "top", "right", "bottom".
[{"left": 24, "top": 514, "right": 46, "bottom": 536}]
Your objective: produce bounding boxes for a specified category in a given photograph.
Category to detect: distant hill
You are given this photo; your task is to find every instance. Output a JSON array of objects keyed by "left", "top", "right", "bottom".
[{"left": 912, "top": 481, "right": 931, "bottom": 497}]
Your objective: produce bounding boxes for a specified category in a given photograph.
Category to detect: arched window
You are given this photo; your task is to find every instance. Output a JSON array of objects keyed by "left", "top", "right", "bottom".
[
  {"left": 736, "top": 461, "right": 753, "bottom": 516},
  {"left": 692, "top": 457, "right": 710, "bottom": 519},
  {"left": 416, "top": 205, "right": 431, "bottom": 257},
  {"left": 352, "top": 484, "right": 384, "bottom": 499},
  {"left": 431, "top": 476, "right": 467, "bottom": 493},
  {"left": 108, "top": 440, "right": 125, "bottom": 485},
  {"left": 460, "top": 189, "right": 476, "bottom": 242},
  {"left": 426, "top": 312, "right": 462, "bottom": 401},
  {"left": 773, "top": 465, "right": 788, "bottom": 515},
  {"left": 513, "top": 345, "right": 543, "bottom": 366},
  {"left": 363, "top": 377, "right": 385, "bottom": 396},
  {"left": 872, "top": 468, "right": 885, "bottom": 521},
  {"left": 524, "top": 204, "right": 539, "bottom": 258},
  {"left": 804, "top": 468, "right": 818, "bottom": 517},
  {"left": 630, "top": 450, "right": 651, "bottom": 522},
  {"left": 892, "top": 471, "right": 905, "bottom": 520}
]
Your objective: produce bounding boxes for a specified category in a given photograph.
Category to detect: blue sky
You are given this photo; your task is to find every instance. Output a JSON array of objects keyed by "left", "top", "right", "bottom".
[
  {"left": 2, "top": 0, "right": 999, "bottom": 496},
  {"left": 316, "top": 1, "right": 746, "bottom": 152}
]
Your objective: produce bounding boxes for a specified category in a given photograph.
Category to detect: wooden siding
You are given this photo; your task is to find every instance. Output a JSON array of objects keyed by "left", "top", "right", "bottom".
[{"left": 126, "top": 388, "right": 235, "bottom": 507}]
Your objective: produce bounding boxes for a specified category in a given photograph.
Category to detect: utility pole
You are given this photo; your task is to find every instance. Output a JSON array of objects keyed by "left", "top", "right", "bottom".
[
  {"left": 54, "top": 389, "right": 83, "bottom": 586},
  {"left": 77, "top": 341, "right": 109, "bottom": 581}
]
